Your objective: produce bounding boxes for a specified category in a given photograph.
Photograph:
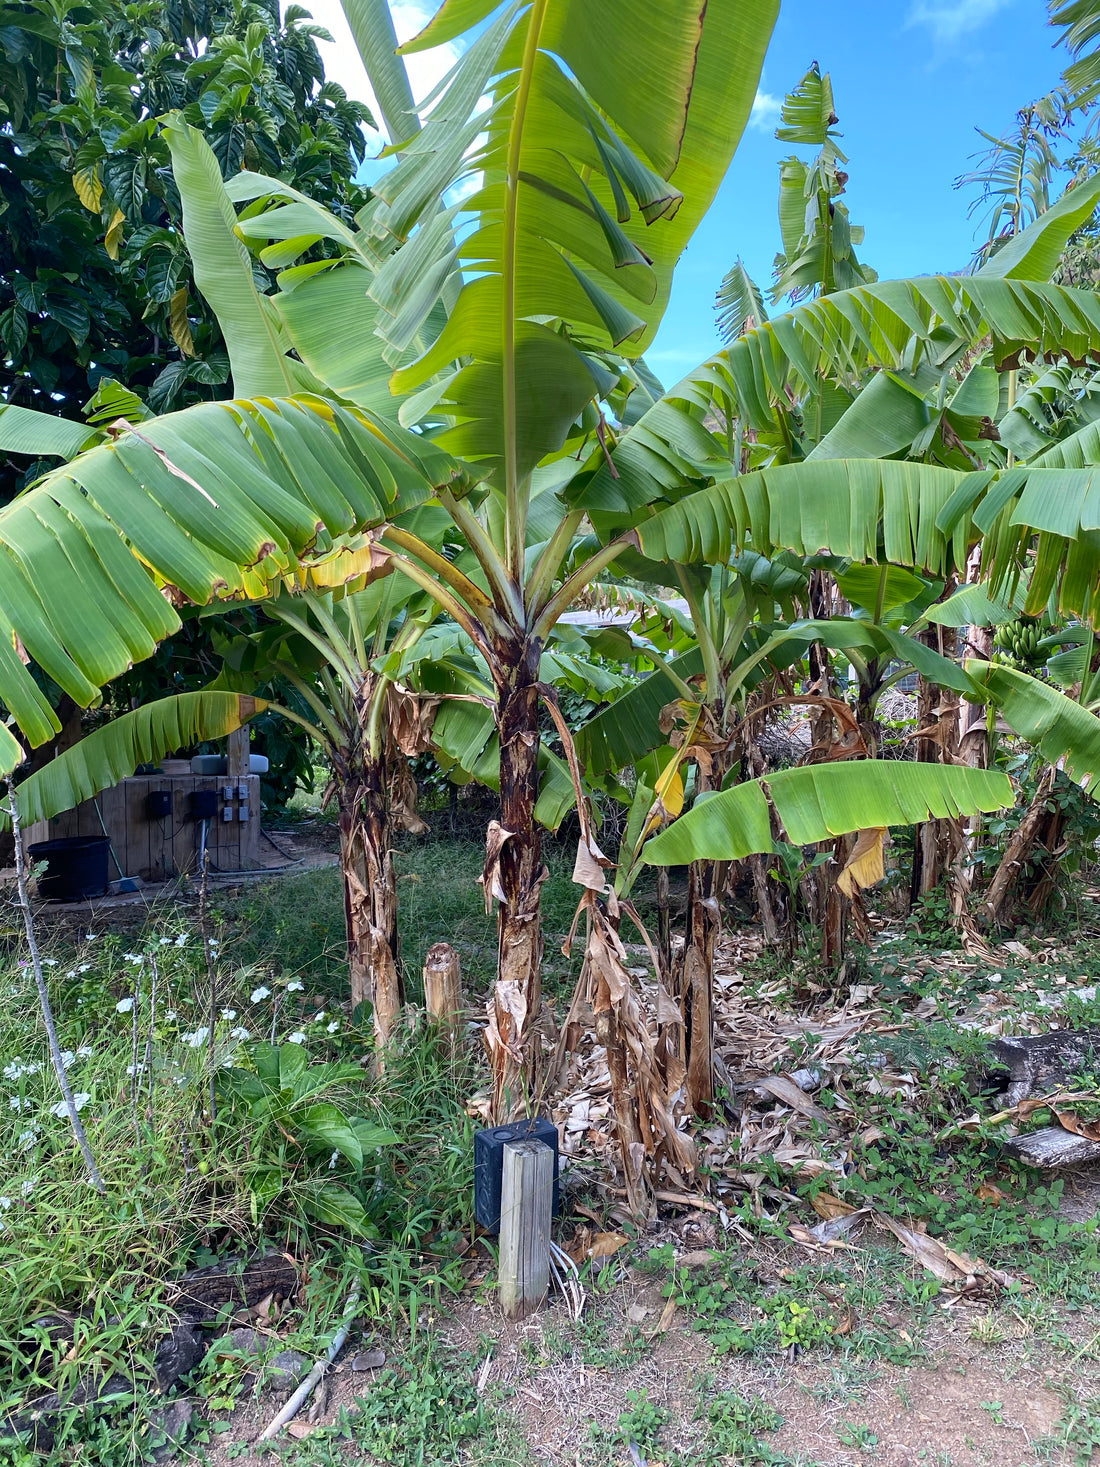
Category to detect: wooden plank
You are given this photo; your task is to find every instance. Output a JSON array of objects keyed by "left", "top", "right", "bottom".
[
  {"left": 241, "top": 774, "right": 260, "bottom": 869},
  {"left": 498, "top": 1139, "right": 553, "bottom": 1321},
  {"left": 1003, "top": 1125, "right": 1100, "bottom": 1169}
]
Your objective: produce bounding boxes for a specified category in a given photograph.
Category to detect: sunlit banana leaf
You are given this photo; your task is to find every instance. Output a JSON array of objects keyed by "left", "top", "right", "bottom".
[
  {"left": 642, "top": 762, "right": 1013, "bottom": 865},
  {"left": 7, "top": 692, "right": 266, "bottom": 828},
  {"left": 0, "top": 396, "right": 472, "bottom": 773}
]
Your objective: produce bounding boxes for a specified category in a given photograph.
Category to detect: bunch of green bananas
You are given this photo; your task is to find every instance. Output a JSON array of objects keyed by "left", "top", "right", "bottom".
[{"left": 991, "top": 618, "right": 1046, "bottom": 671}]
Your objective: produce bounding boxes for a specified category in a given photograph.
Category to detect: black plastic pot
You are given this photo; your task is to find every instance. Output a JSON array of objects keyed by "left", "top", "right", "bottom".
[{"left": 28, "top": 836, "right": 110, "bottom": 901}]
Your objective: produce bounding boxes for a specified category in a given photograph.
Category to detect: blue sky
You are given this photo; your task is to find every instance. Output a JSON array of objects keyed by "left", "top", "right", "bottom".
[
  {"left": 648, "top": 0, "right": 1069, "bottom": 380},
  {"left": 309, "top": 0, "right": 1071, "bottom": 387}
]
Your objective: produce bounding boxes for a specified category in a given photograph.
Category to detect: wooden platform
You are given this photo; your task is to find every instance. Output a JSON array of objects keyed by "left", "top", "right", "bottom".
[{"left": 23, "top": 774, "right": 261, "bottom": 881}]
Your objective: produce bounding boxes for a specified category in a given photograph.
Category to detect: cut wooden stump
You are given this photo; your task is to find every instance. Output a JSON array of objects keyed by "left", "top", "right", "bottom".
[
  {"left": 1002, "top": 1125, "right": 1100, "bottom": 1169},
  {"left": 423, "top": 942, "right": 463, "bottom": 1039},
  {"left": 498, "top": 1138, "right": 553, "bottom": 1321}
]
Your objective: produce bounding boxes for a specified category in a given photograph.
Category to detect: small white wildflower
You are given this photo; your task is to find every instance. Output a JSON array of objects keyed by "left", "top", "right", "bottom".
[
  {"left": 326, "top": 1021, "right": 339, "bottom": 1034},
  {"left": 174, "top": 934, "right": 189, "bottom": 948},
  {"left": 165, "top": 1010, "right": 177, "bottom": 1021},
  {"left": 20, "top": 1177, "right": 36, "bottom": 1197},
  {"left": 50, "top": 1094, "right": 90, "bottom": 1117},
  {"left": 159, "top": 937, "right": 173, "bottom": 946},
  {"left": 328, "top": 1150, "right": 339, "bottom": 1170},
  {"left": 8, "top": 1097, "right": 30, "bottom": 1112},
  {"left": 76, "top": 1046, "right": 93, "bottom": 1059},
  {"left": 0, "top": 1196, "right": 11, "bottom": 1210},
  {"left": 182, "top": 1028, "right": 210, "bottom": 1049},
  {"left": 67, "top": 970, "right": 77, "bottom": 979},
  {"left": 209, "top": 939, "right": 219, "bottom": 949},
  {"left": 286, "top": 1032, "right": 306, "bottom": 1045},
  {"left": 123, "top": 953, "right": 142, "bottom": 965},
  {"left": 84, "top": 933, "right": 97, "bottom": 942},
  {"left": 286, "top": 980, "right": 304, "bottom": 993},
  {"left": 43, "top": 958, "right": 57, "bottom": 968},
  {"left": 17, "top": 1129, "right": 37, "bottom": 1150},
  {"left": 250, "top": 986, "right": 271, "bottom": 1003},
  {"left": 229, "top": 1026, "right": 250, "bottom": 1041},
  {"left": 126, "top": 1063, "right": 146, "bottom": 1077},
  {"left": 115, "top": 997, "right": 134, "bottom": 1014},
  {"left": 77, "top": 964, "right": 91, "bottom": 974},
  {"left": 59, "top": 1051, "right": 74, "bottom": 1067},
  {"left": 220, "top": 1008, "right": 237, "bottom": 1021},
  {"left": 313, "top": 1011, "right": 326, "bottom": 1024}
]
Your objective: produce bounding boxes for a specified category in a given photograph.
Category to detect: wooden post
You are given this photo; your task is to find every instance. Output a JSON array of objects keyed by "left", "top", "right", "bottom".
[
  {"left": 423, "top": 942, "right": 463, "bottom": 1038},
  {"left": 227, "top": 726, "right": 250, "bottom": 782},
  {"left": 498, "top": 1138, "right": 553, "bottom": 1321}
]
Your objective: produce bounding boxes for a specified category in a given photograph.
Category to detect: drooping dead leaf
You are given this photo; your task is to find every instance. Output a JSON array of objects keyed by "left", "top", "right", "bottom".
[
  {"left": 1053, "top": 1107, "right": 1100, "bottom": 1142},
  {"left": 572, "top": 835, "right": 612, "bottom": 892},
  {"left": 837, "top": 827, "right": 888, "bottom": 897},
  {"left": 976, "top": 1182, "right": 1007, "bottom": 1206},
  {"left": 478, "top": 822, "right": 514, "bottom": 913},
  {"left": 285, "top": 1422, "right": 314, "bottom": 1440}
]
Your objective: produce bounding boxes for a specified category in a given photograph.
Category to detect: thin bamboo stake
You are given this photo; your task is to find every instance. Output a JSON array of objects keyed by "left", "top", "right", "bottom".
[{"left": 6, "top": 777, "right": 106, "bottom": 1194}]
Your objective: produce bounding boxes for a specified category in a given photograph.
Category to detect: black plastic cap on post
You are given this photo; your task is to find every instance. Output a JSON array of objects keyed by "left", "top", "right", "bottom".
[{"left": 473, "top": 1117, "right": 560, "bottom": 1233}]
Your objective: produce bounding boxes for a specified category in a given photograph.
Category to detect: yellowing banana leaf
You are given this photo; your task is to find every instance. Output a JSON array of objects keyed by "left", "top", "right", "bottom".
[
  {"left": 967, "top": 660, "right": 1100, "bottom": 791},
  {"left": 7, "top": 693, "right": 266, "bottom": 828},
  {"left": 836, "top": 826, "right": 887, "bottom": 897},
  {"left": 642, "top": 763, "right": 1012, "bottom": 865}
]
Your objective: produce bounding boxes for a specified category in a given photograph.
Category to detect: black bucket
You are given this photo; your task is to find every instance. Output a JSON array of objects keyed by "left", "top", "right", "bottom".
[{"left": 28, "top": 836, "right": 111, "bottom": 901}]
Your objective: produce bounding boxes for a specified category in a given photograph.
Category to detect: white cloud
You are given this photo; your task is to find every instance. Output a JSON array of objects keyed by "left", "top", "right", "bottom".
[
  {"left": 748, "top": 89, "right": 782, "bottom": 134},
  {"left": 295, "top": 0, "right": 461, "bottom": 147},
  {"left": 906, "top": 0, "right": 1014, "bottom": 42}
]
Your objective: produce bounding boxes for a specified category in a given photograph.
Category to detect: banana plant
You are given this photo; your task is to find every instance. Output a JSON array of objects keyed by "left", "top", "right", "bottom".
[
  {"left": 0, "top": 395, "right": 472, "bottom": 778},
  {"left": 188, "top": 0, "right": 778, "bottom": 1113},
  {"left": 211, "top": 576, "right": 442, "bottom": 1046}
]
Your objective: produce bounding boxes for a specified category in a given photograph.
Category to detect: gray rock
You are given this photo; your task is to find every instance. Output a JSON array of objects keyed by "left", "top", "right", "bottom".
[
  {"left": 216, "top": 1326, "right": 260, "bottom": 1356},
  {"left": 267, "top": 1350, "right": 309, "bottom": 1386},
  {"left": 148, "top": 1399, "right": 193, "bottom": 1461},
  {"left": 351, "top": 1348, "right": 386, "bottom": 1372}
]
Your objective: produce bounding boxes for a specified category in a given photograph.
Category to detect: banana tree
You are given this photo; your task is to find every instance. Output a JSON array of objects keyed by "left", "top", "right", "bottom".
[
  {"left": 562, "top": 755, "right": 1013, "bottom": 1218},
  {"left": 212, "top": 577, "right": 441, "bottom": 1044},
  {"left": 0, "top": 394, "right": 471, "bottom": 778},
  {"left": 190, "top": 0, "right": 779, "bottom": 1112}
]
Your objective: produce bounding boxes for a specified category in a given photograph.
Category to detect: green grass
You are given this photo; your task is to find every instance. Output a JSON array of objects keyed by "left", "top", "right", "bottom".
[
  {"left": 216, "top": 838, "right": 589, "bottom": 1005},
  {"left": 0, "top": 898, "right": 487, "bottom": 1465}
]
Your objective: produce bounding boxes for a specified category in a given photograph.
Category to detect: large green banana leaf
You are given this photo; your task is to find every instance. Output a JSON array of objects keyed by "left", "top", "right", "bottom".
[
  {"left": 642, "top": 763, "right": 1013, "bottom": 865},
  {"left": 7, "top": 693, "right": 266, "bottom": 828},
  {"left": 163, "top": 121, "right": 309, "bottom": 400},
  {"left": 967, "top": 660, "right": 1100, "bottom": 790},
  {"left": 974, "top": 169, "right": 1100, "bottom": 282},
  {"left": 359, "top": 0, "right": 777, "bottom": 483},
  {"left": 0, "top": 395, "right": 472, "bottom": 773},
  {"left": 0, "top": 403, "right": 94, "bottom": 460},
  {"left": 624, "top": 456, "right": 1100, "bottom": 629}
]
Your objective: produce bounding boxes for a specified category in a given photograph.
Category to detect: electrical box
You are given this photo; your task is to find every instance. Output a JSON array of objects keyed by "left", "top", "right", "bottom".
[
  {"left": 145, "top": 790, "right": 172, "bottom": 819},
  {"left": 222, "top": 787, "right": 235, "bottom": 804},
  {"left": 222, "top": 805, "right": 234, "bottom": 822},
  {"left": 236, "top": 783, "right": 250, "bottom": 802},
  {"left": 237, "top": 804, "right": 250, "bottom": 822},
  {"left": 473, "top": 1117, "right": 559, "bottom": 1233}
]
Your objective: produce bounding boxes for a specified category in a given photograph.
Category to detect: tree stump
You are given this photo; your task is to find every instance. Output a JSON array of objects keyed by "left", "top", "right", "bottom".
[
  {"left": 498, "top": 1138, "right": 553, "bottom": 1321},
  {"left": 423, "top": 942, "right": 463, "bottom": 1040}
]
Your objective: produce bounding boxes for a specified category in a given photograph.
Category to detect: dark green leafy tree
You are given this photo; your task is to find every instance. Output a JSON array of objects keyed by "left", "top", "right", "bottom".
[{"left": 0, "top": 0, "right": 373, "bottom": 493}]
